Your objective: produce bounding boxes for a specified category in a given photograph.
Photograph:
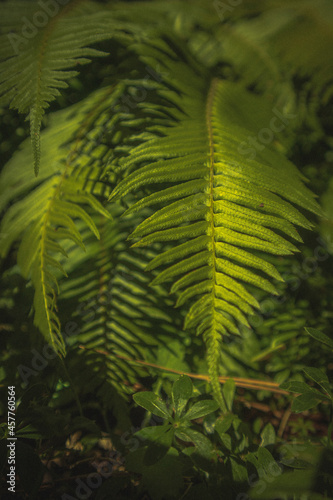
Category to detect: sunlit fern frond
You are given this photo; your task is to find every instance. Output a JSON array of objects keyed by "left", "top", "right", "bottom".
[
  {"left": 110, "top": 37, "right": 322, "bottom": 409},
  {"left": 0, "top": 70, "right": 176, "bottom": 358},
  {"left": 0, "top": 86, "right": 127, "bottom": 355},
  {"left": 0, "top": 0, "right": 137, "bottom": 175},
  {"left": 0, "top": 4, "right": 328, "bottom": 409}
]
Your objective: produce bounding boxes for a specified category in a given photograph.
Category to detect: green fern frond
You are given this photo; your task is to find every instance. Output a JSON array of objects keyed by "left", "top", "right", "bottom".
[
  {"left": 219, "top": 0, "right": 333, "bottom": 126},
  {"left": 0, "top": 86, "right": 128, "bottom": 355},
  {"left": 56, "top": 204, "right": 181, "bottom": 395},
  {"left": 0, "top": 39, "right": 180, "bottom": 355},
  {"left": 262, "top": 0, "right": 333, "bottom": 91},
  {"left": 110, "top": 38, "right": 322, "bottom": 408},
  {"left": 1, "top": 7, "right": 327, "bottom": 409},
  {"left": 0, "top": 0, "right": 135, "bottom": 175}
]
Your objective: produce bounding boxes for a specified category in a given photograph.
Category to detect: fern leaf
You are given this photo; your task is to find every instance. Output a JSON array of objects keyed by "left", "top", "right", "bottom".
[
  {"left": 0, "top": 86, "right": 126, "bottom": 355},
  {"left": 0, "top": 0, "right": 134, "bottom": 175},
  {"left": 218, "top": 0, "right": 333, "bottom": 132},
  {"left": 57, "top": 205, "right": 181, "bottom": 395},
  {"left": 110, "top": 39, "right": 322, "bottom": 408}
]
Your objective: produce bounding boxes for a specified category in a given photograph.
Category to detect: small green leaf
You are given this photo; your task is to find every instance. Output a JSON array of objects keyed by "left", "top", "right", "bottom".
[
  {"left": 215, "top": 413, "right": 236, "bottom": 435},
  {"left": 143, "top": 427, "right": 175, "bottom": 466},
  {"left": 172, "top": 375, "right": 193, "bottom": 418},
  {"left": 183, "top": 400, "right": 219, "bottom": 421},
  {"left": 203, "top": 412, "right": 216, "bottom": 435},
  {"left": 305, "top": 327, "right": 333, "bottom": 350},
  {"left": 134, "top": 424, "right": 172, "bottom": 442},
  {"left": 260, "top": 423, "right": 276, "bottom": 447},
  {"left": 257, "top": 447, "right": 281, "bottom": 476},
  {"left": 249, "top": 448, "right": 283, "bottom": 497},
  {"left": 280, "top": 380, "right": 322, "bottom": 395},
  {"left": 133, "top": 392, "right": 171, "bottom": 420},
  {"left": 303, "top": 367, "right": 332, "bottom": 397},
  {"left": 229, "top": 456, "right": 248, "bottom": 483},
  {"left": 217, "top": 432, "right": 233, "bottom": 451},
  {"left": 250, "top": 470, "right": 314, "bottom": 499},
  {"left": 16, "top": 425, "right": 43, "bottom": 440},
  {"left": 222, "top": 379, "right": 236, "bottom": 411},
  {"left": 292, "top": 393, "right": 324, "bottom": 413},
  {"left": 175, "top": 428, "right": 215, "bottom": 460}
]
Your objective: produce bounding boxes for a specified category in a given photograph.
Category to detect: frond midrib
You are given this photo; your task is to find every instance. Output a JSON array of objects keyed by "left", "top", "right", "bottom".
[
  {"left": 205, "top": 78, "right": 233, "bottom": 411},
  {"left": 36, "top": 159, "right": 78, "bottom": 355}
]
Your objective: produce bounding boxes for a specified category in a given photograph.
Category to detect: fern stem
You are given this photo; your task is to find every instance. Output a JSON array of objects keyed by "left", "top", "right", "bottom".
[
  {"left": 206, "top": 334, "right": 228, "bottom": 413},
  {"left": 205, "top": 78, "right": 227, "bottom": 411}
]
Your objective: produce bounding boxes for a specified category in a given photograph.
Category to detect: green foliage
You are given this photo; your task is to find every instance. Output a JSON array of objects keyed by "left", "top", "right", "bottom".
[
  {"left": 281, "top": 329, "right": 333, "bottom": 443},
  {"left": 0, "top": 89, "right": 114, "bottom": 355},
  {"left": 250, "top": 447, "right": 333, "bottom": 500},
  {"left": 1, "top": 0, "right": 333, "bottom": 498},
  {"left": 108, "top": 35, "right": 321, "bottom": 407},
  {"left": 133, "top": 376, "right": 219, "bottom": 465},
  {"left": 0, "top": 1, "right": 138, "bottom": 174},
  {"left": 0, "top": 0, "right": 328, "bottom": 407}
]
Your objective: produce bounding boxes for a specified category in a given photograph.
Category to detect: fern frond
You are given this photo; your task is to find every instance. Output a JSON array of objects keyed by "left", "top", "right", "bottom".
[
  {"left": 219, "top": 0, "right": 333, "bottom": 128},
  {"left": 0, "top": 0, "right": 135, "bottom": 175},
  {"left": 0, "top": 35, "right": 180, "bottom": 354},
  {"left": 263, "top": 0, "right": 333, "bottom": 91},
  {"left": 0, "top": 86, "right": 128, "bottom": 355},
  {"left": 57, "top": 205, "right": 181, "bottom": 396},
  {"left": 110, "top": 38, "right": 322, "bottom": 408}
]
